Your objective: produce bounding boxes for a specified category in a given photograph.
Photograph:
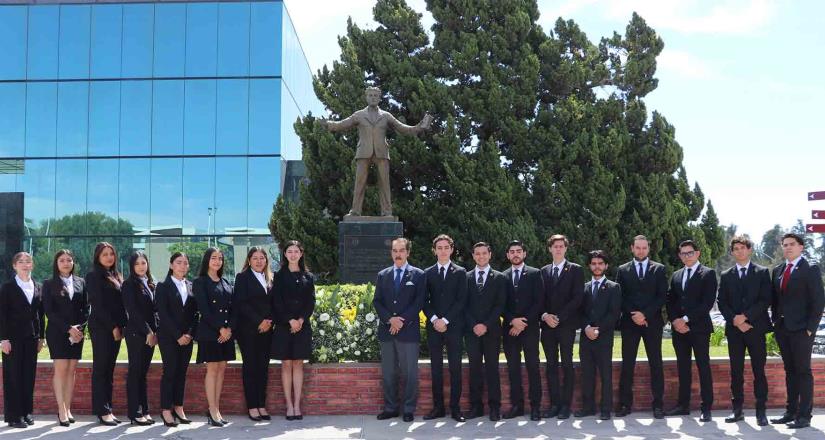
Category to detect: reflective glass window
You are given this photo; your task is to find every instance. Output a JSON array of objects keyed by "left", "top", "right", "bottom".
[
  {"left": 217, "top": 2, "right": 250, "bottom": 77},
  {"left": 184, "top": 80, "right": 216, "bottom": 155},
  {"left": 90, "top": 4, "right": 122, "bottom": 78},
  {"left": 118, "top": 158, "right": 150, "bottom": 231},
  {"left": 185, "top": 3, "right": 218, "bottom": 77},
  {"left": 153, "top": 3, "right": 186, "bottom": 77},
  {"left": 121, "top": 4, "right": 154, "bottom": 78},
  {"left": 0, "top": 83, "right": 26, "bottom": 157},
  {"left": 152, "top": 80, "right": 184, "bottom": 155},
  {"left": 182, "top": 157, "right": 215, "bottom": 234},
  {"left": 25, "top": 82, "right": 57, "bottom": 157},
  {"left": 87, "top": 158, "right": 119, "bottom": 222},
  {"left": 215, "top": 157, "right": 247, "bottom": 233},
  {"left": 250, "top": 2, "right": 281, "bottom": 76},
  {"left": 54, "top": 159, "right": 87, "bottom": 222},
  {"left": 216, "top": 79, "right": 248, "bottom": 154},
  {"left": 0, "top": 171, "right": 15, "bottom": 193},
  {"left": 21, "top": 159, "right": 56, "bottom": 230},
  {"left": 247, "top": 157, "right": 280, "bottom": 230},
  {"left": 88, "top": 81, "right": 121, "bottom": 156},
  {"left": 280, "top": 84, "right": 303, "bottom": 160},
  {"left": 150, "top": 158, "right": 183, "bottom": 230},
  {"left": 57, "top": 82, "right": 89, "bottom": 157},
  {"left": 27, "top": 6, "right": 59, "bottom": 80},
  {"left": 0, "top": 6, "right": 27, "bottom": 80},
  {"left": 58, "top": 5, "right": 91, "bottom": 79},
  {"left": 120, "top": 81, "right": 152, "bottom": 155},
  {"left": 249, "top": 79, "right": 280, "bottom": 154}
]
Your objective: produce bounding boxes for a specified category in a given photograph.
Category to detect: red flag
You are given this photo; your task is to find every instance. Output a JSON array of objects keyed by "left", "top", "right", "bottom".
[
  {"left": 806, "top": 224, "right": 825, "bottom": 233},
  {"left": 813, "top": 211, "right": 825, "bottom": 220}
]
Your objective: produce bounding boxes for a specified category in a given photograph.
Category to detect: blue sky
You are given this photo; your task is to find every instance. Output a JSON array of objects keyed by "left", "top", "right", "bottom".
[{"left": 285, "top": 0, "right": 825, "bottom": 240}]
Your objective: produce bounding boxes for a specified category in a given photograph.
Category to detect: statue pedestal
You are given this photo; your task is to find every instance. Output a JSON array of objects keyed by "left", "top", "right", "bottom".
[{"left": 338, "top": 218, "right": 402, "bottom": 284}]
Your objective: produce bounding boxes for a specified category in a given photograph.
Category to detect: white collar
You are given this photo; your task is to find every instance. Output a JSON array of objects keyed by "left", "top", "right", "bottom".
[
  {"left": 684, "top": 262, "right": 701, "bottom": 273},
  {"left": 552, "top": 259, "right": 567, "bottom": 270},
  {"left": 591, "top": 276, "right": 606, "bottom": 283},
  {"left": 634, "top": 258, "right": 649, "bottom": 267},
  {"left": 786, "top": 256, "right": 803, "bottom": 267},
  {"left": 171, "top": 276, "right": 187, "bottom": 287},
  {"left": 393, "top": 263, "right": 409, "bottom": 273},
  {"left": 437, "top": 261, "right": 451, "bottom": 271},
  {"left": 15, "top": 275, "right": 33, "bottom": 288},
  {"left": 511, "top": 264, "right": 525, "bottom": 272},
  {"left": 735, "top": 261, "right": 751, "bottom": 272},
  {"left": 60, "top": 275, "right": 73, "bottom": 283},
  {"left": 475, "top": 265, "right": 491, "bottom": 275}
]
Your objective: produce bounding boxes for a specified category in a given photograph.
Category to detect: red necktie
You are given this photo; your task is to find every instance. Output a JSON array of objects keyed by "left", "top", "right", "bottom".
[{"left": 780, "top": 263, "right": 794, "bottom": 293}]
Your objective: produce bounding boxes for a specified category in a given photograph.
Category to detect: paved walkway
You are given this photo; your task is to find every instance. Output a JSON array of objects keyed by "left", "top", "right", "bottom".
[{"left": 1, "top": 410, "right": 824, "bottom": 439}]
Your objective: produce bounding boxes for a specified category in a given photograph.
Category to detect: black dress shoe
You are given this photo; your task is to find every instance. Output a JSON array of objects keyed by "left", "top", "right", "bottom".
[
  {"left": 542, "top": 405, "right": 560, "bottom": 418},
  {"left": 756, "top": 411, "right": 769, "bottom": 426},
  {"left": 653, "top": 407, "right": 665, "bottom": 419},
  {"left": 206, "top": 413, "right": 223, "bottom": 427},
  {"left": 111, "top": 416, "right": 122, "bottom": 424},
  {"left": 699, "top": 410, "right": 712, "bottom": 422},
  {"left": 489, "top": 408, "right": 500, "bottom": 421},
  {"left": 173, "top": 411, "right": 192, "bottom": 424},
  {"left": 615, "top": 405, "right": 631, "bottom": 417},
  {"left": 423, "top": 407, "right": 445, "bottom": 420},
  {"left": 502, "top": 406, "right": 524, "bottom": 419},
  {"left": 68, "top": 416, "right": 76, "bottom": 424},
  {"left": 574, "top": 408, "right": 596, "bottom": 418},
  {"left": 23, "top": 415, "right": 34, "bottom": 425},
  {"left": 248, "top": 414, "right": 262, "bottom": 422},
  {"left": 557, "top": 406, "right": 571, "bottom": 420},
  {"left": 376, "top": 411, "right": 399, "bottom": 420},
  {"left": 770, "top": 412, "right": 795, "bottom": 424},
  {"left": 465, "top": 407, "right": 484, "bottom": 420},
  {"left": 664, "top": 406, "right": 690, "bottom": 416},
  {"left": 58, "top": 418, "right": 70, "bottom": 427},
  {"left": 97, "top": 415, "right": 118, "bottom": 426},
  {"left": 130, "top": 417, "right": 152, "bottom": 426},
  {"left": 402, "top": 413, "right": 414, "bottom": 422},
  {"left": 600, "top": 412, "right": 611, "bottom": 420},
  {"left": 451, "top": 410, "right": 466, "bottom": 422},
  {"left": 530, "top": 408, "right": 541, "bottom": 421},
  {"left": 787, "top": 418, "right": 811, "bottom": 429},
  {"left": 724, "top": 409, "right": 743, "bottom": 423},
  {"left": 7, "top": 420, "right": 27, "bottom": 429},
  {"left": 259, "top": 413, "right": 271, "bottom": 421}
]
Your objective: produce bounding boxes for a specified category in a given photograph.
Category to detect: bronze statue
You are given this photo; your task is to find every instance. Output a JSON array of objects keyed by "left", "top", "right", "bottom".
[{"left": 319, "top": 87, "right": 432, "bottom": 218}]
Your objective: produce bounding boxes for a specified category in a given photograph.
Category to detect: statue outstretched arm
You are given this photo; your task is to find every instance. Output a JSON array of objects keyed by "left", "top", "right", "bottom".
[
  {"left": 318, "top": 113, "right": 359, "bottom": 132},
  {"left": 389, "top": 113, "right": 433, "bottom": 135}
]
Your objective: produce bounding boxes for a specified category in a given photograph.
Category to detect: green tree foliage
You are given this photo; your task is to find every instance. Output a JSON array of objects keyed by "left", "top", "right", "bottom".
[{"left": 270, "top": 0, "right": 721, "bottom": 278}]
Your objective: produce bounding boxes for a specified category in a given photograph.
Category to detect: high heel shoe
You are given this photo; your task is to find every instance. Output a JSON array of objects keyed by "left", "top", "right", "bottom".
[
  {"left": 67, "top": 416, "right": 76, "bottom": 424},
  {"left": 259, "top": 413, "right": 271, "bottom": 421},
  {"left": 112, "top": 416, "right": 122, "bottom": 424},
  {"left": 172, "top": 411, "right": 192, "bottom": 424},
  {"left": 58, "top": 418, "right": 70, "bottom": 427},
  {"left": 248, "top": 412, "right": 262, "bottom": 422},
  {"left": 206, "top": 412, "right": 224, "bottom": 427},
  {"left": 97, "top": 416, "right": 118, "bottom": 426},
  {"left": 130, "top": 417, "right": 152, "bottom": 426},
  {"left": 161, "top": 413, "right": 178, "bottom": 427},
  {"left": 144, "top": 415, "right": 156, "bottom": 424},
  {"left": 295, "top": 412, "right": 303, "bottom": 421}
]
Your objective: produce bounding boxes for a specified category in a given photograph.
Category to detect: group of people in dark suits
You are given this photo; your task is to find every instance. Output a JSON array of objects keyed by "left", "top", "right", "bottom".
[
  {"left": 373, "top": 233, "right": 824, "bottom": 430},
  {"left": 0, "top": 240, "right": 316, "bottom": 429}
]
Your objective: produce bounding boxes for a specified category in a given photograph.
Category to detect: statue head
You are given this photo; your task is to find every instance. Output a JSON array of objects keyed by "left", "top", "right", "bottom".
[{"left": 364, "top": 87, "right": 382, "bottom": 107}]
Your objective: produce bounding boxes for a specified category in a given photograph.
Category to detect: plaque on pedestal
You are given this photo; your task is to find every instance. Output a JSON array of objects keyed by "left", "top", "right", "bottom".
[{"left": 338, "top": 219, "right": 403, "bottom": 284}]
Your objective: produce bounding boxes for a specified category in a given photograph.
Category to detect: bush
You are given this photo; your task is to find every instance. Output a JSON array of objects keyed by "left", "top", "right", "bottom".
[
  {"left": 310, "top": 284, "right": 381, "bottom": 363},
  {"left": 710, "top": 325, "right": 726, "bottom": 347}
]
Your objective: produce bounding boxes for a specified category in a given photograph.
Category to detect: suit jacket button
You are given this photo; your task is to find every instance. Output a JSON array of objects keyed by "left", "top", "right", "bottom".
[
  {"left": 393, "top": 300, "right": 397, "bottom": 304},
  {"left": 213, "top": 300, "right": 216, "bottom": 303}
]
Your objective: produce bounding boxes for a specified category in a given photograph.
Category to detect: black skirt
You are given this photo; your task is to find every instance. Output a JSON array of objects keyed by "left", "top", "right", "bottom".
[
  {"left": 271, "top": 324, "right": 312, "bottom": 360},
  {"left": 46, "top": 325, "right": 84, "bottom": 360},
  {"left": 196, "top": 339, "right": 236, "bottom": 363}
]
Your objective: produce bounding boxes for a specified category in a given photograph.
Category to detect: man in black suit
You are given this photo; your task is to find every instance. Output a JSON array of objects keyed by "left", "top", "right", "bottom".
[
  {"left": 373, "top": 237, "right": 426, "bottom": 423},
  {"left": 501, "top": 240, "right": 543, "bottom": 421},
  {"left": 464, "top": 242, "right": 507, "bottom": 421},
  {"left": 540, "top": 234, "right": 584, "bottom": 419},
  {"left": 575, "top": 250, "right": 621, "bottom": 420},
  {"left": 717, "top": 235, "right": 771, "bottom": 426},
  {"left": 422, "top": 234, "right": 467, "bottom": 422},
  {"left": 769, "top": 233, "right": 825, "bottom": 429},
  {"left": 665, "top": 240, "right": 716, "bottom": 422},
  {"left": 616, "top": 235, "right": 667, "bottom": 419}
]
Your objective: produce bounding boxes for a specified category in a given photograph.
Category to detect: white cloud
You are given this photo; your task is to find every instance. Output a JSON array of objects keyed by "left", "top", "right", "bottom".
[{"left": 657, "top": 48, "right": 717, "bottom": 79}]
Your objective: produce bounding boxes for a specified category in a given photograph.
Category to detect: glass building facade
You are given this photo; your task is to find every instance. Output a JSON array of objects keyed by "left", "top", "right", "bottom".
[{"left": 0, "top": 1, "right": 323, "bottom": 279}]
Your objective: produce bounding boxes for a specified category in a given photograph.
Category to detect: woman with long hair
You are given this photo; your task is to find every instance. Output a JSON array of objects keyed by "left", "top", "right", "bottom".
[
  {"left": 234, "top": 246, "right": 274, "bottom": 421},
  {"left": 194, "top": 247, "right": 236, "bottom": 427},
  {"left": 272, "top": 241, "right": 316, "bottom": 420},
  {"left": 86, "top": 242, "right": 127, "bottom": 426},
  {"left": 122, "top": 251, "right": 158, "bottom": 425},
  {"left": 155, "top": 252, "right": 198, "bottom": 428},
  {"left": 0, "top": 252, "right": 45, "bottom": 429},
  {"left": 42, "top": 249, "right": 89, "bottom": 426}
]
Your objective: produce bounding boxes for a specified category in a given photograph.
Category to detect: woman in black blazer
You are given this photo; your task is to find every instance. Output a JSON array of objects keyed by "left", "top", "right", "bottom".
[
  {"left": 42, "top": 249, "right": 89, "bottom": 426},
  {"left": 123, "top": 251, "right": 158, "bottom": 425},
  {"left": 155, "top": 252, "right": 198, "bottom": 428},
  {"left": 0, "top": 252, "right": 45, "bottom": 429},
  {"left": 86, "top": 242, "right": 127, "bottom": 426},
  {"left": 272, "top": 240, "right": 316, "bottom": 420},
  {"left": 194, "top": 247, "right": 236, "bottom": 427},
  {"left": 234, "top": 246, "right": 274, "bottom": 421}
]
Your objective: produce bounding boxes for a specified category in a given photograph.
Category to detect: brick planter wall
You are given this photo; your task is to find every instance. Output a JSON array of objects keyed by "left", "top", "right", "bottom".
[{"left": 2, "top": 357, "right": 824, "bottom": 415}]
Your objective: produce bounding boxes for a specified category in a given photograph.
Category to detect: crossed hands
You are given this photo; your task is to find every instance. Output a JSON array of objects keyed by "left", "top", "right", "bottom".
[
  {"left": 509, "top": 317, "right": 528, "bottom": 336},
  {"left": 585, "top": 325, "right": 600, "bottom": 341},
  {"left": 433, "top": 318, "right": 448, "bottom": 333},
  {"left": 473, "top": 323, "right": 488, "bottom": 337},
  {"left": 389, "top": 317, "right": 406, "bottom": 335},
  {"left": 289, "top": 319, "right": 304, "bottom": 334},
  {"left": 218, "top": 327, "right": 233, "bottom": 343},
  {"left": 631, "top": 311, "right": 648, "bottom": 327},
  {"left": 259, "top": 319, "right": 273, "bottom": 333},
  {"left": 68, "top": 325, "right": 84, "bottom": 344},
  {"left": 542, "top": 313, "right": 560, "bottom": 328},
  {"left": 732, "top": 314, "right": 753, "bottom": 333},
  {"left": 672, "top": 318, "right": 690, "bottom": 334},
  {"left": 177, "top": 333, "right": 193, "bottom": 346}
]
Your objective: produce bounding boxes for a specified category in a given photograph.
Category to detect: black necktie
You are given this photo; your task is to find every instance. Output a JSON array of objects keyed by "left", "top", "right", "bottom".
[
  {"left": 477, "top": 270, "right": 485, "bottom": 289},
  {"left": 739, "top": 267, "right": 746, "bottom": 280},
  {"left": 439, "top": 266, "right": 446, "bottom": 280},
  {"left": 683, "top": 268, "right": 692, "bottom": 290},
  {"left": 513, "top": 269, "right": 521, "bottom": 286},
  {"left": 592, "top": 280, "right": 600, "bottom": 298},
  {"left": 552, "top": 266, "right": 560, "bottom": 283},
  {"left": 637, "top": 262, "right": 645, "bottom": 279}
]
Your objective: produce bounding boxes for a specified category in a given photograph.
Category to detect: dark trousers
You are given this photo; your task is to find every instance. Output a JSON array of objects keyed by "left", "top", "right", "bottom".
[
  {"left": 503, "top": 326, "right": 541, "bottom": 409},
  {"left": 126, "top": 334, "right": 154, "bottom": 418},
  {"left": 238, "top": 330, "right": 273, "bottom": 409},
  {"left": 465, "top": 329, "right": 501, "bottom": 410},
  {"left": 619, "top": 324, "right": 664, "bottom": 409},
  {"left": 775, "top": 326, "right": 815, "bottom": 419},
  {"left": 2, "top": 338, "right": 37, "bottom": 423},
  {"left": 90, "top": 328, "right": 122, "bottom": 416},
  {"left": 159, "top": 339, "right": 193, "bottom": 409},
  {"left": 672, "top": 330, "right": 713, "bottom": 409},
  {"left": 379, "top": 339, "right": 419, "bottom": 414},
  {"left": 726, "top": 327, "right": 767, "bottom": 410},
  {"left": 540, "top": 326, "right": 575, "bottom": 407},
  {"left": 579, "top": 334, "right": 614, "bottom": 413},
  {"left": 426, "top": 327, "right": 463, "bottom": 412}
]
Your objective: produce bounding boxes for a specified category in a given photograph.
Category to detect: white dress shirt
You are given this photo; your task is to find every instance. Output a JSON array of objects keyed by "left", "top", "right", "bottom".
[
  {"left": 735, "top": 261, "right": 751, "bottom": 278},
  {"left": 171, "top": 276, "right": 189, "bottom": 305},
  {"left": 61, "top": 275, "right": 74, "bottom": 300},
  {"left": 679, "top": 262, "right": 701, "bottom": 322},
  {"left": 431, "top": 262, "right": 453, "bottom": 324},
  {"left": 252, "top": 270, "right": 268, "bottom": 290},
  {"left": 635, "top": 258, "right": 649, "bottom": 277},
  {"left": 15, "top": 275, "right": 34, "bottom": 304},
  {"left": 474, "top": 266, "right": 490, "bottom": 286},
  {"left": 510, "top": 263, "right": 525, "bottom": 286}
]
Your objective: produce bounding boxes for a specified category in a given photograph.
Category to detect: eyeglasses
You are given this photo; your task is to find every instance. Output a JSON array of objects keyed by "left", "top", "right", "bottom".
[{"left": 679, "top": 251, "right": 696, "bottom": 258}]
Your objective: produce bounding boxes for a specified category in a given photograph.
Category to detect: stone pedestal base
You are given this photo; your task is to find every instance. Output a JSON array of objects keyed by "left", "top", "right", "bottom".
[{"left": 338, "top": 219, "right": 403, "bottom": 284}]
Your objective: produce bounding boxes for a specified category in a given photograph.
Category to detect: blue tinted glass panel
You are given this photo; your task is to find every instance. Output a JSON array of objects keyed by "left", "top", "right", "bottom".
[
  {"left": 27, "top": 6, "right": 59, "bottom": 80},
  {"left": 25, "top": 82, "right": 57, "bottom": 157},
  {"left": 0, "top": 6, "right": 27, "bottom": 80},
  {"left": 57, "top": 82, "right": 89, "bottom": 157},
  {"left": 22, "top": 159, "right": 56, "bottom": 229},
  {"left": 150, "top": 158, "right": 183, "bottom": 230},
  {"left": 152, "top": 80, "right": 184, "bottom": 155},
  {"left": 0, "top": 172, "right": 15, "bottom": 193},
  {"left": 250, "top": 2, "right": 281, "bottom": 76},
  {"left": 217, "top": 2, "right": 250, "bottom": 76},
  {"left": 58, "top": 5, "right": 91, "bottom": 79},
  {"left": 215, "top": 157, "right": 246, "bottom": 233},
  {"left": 119, "top": 158, "right": 150, "bottom": 231},
  {"left": 122, "top": 4, "right": 154, "bottom": 78},
  {"left": 280, "top": 84, "right": 302, "bottom": 160},
  {"left": 184, "top": 80, "right": 216, "bottom": 155},
  {"left": 120, "top": 81, "right": 152, "bottom": 155},
  {"left": 247, "top": 157, "right": 280, "bottom": 230},
  {"left": 153, "top": 3, "right": 185, "bottom": 77},
  {"left": 249, "top": 79, "right": 280, "bottom": 154},
  {"left": 185, "top": 3, "right": 218, "bottom": 77},
  {"left": 216, "top": 79, "right": 248, "bottom": 154},
  {"left": 87, "top": 158, "right": 119, "bottom": 221},
  {"left": 0, "top": 83, "right": 26, "bottom": 156},
  {"left": 182, "top": 157, "right": 215, "bottom": 233},
  {"left": 88, "top": 82, "right": 120, "bottom": 156},
  {"left": 54, "top": 159, "right": 87, "bottom": 222},
  {"left": 90, "top": 4, "right": 122, "bottom": 78}
]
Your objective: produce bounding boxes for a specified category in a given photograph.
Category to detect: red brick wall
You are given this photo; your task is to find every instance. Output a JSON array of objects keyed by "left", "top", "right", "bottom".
[{"left": 3, "top": 357, "right": 824, "bottom": 415}]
